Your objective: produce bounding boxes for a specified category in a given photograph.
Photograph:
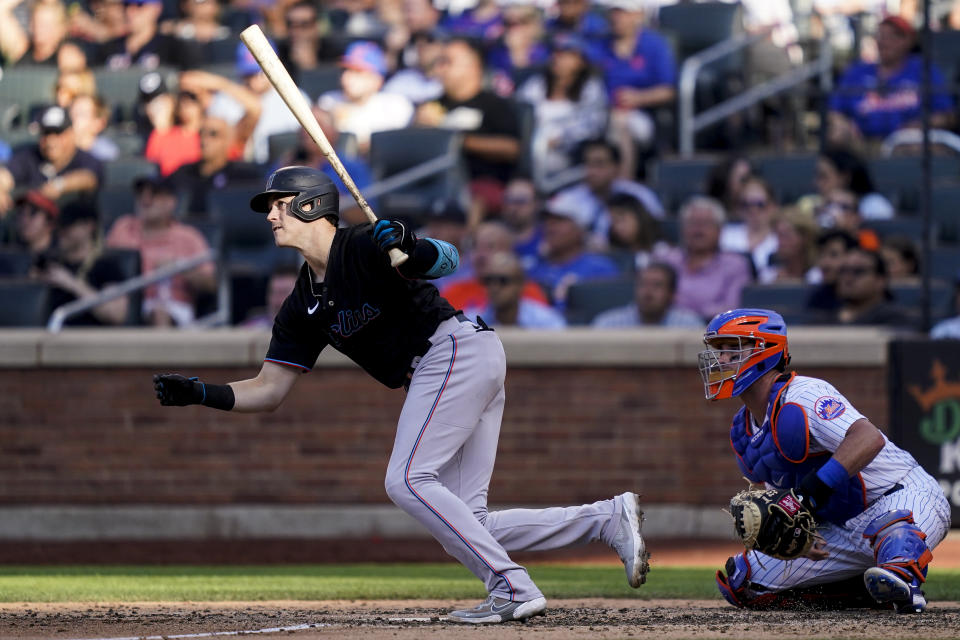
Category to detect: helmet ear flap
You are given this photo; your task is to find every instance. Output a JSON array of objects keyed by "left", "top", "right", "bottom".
[{"left": 290, "top": 187, "right": 339, "bottom": 222}]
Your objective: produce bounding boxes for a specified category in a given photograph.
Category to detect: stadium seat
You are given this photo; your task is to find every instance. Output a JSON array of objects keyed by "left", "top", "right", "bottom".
[
  {"left": 513, "top": 99, "right": 535, "bottom": 178},
  {"left": 890, "top": 282, "right": 952, "bottom": 312},
  {"left": 368, "top": 128, "right": 466, "bottom": 221},
  {"left": 930, "top": 247, "right": 960, "bottom": 281},
  {"left": 0, "top": 248, "right": 32, "bottom": 277},
  {"left": 739, "top": 283, "right": 813, "bottom": 318},
  {"left": 861, "top": 217, "right": 932, "bottom": 244},
  {"left": 208, "top": 187, "right": 290, "bottom": 273},
  {"left": 0, "top": 279, "right": 51, "bottom": 327},
  {"left": 104, "top": 127, "right": 145, "bottom": 157},
  {"left": 103, "top": 158, "right": 160, "bottom": 189},
  {"left": 98, "top": 187, "right": 138, "bottom": 234},
  {"left": 755, "top": 154, "right": 818, "bottom": 204},
  {"left": 202, "top": 37, "right": 240, "bottom": 64},
  {"left": 185, "top": 217, "right": 224, "bottom": 254},
  {"left": 650, "top": 156, "right": 716, "bottom": 213},
  {"left": 868, "top": 156, "right": 960, "bottom": 213},
  {"left": 931, "top": 30, "right": 960, "bottom": 89},
  {"left": 297, "top": 66, "right": 343, "bottom": 101},
  {"left": 94, "top": 67, "right": 176, "bottom": 123},
  {"left": 930, "top": 184, "right": 960, "bottom": 244},
  {"left": 0, "top": 66, "right": 58, "bottom": 130},
  {"left": 657, "top": 2, "right": 743, "bottom": 62},
  {"left": 100, "top": 247, "right": 142, "bottom": 325},
  {"left": 564, "top": 277, "right": 635, "bottom": 326},
  {"left": 268, "top": 131, "right": 300, "bottom": 163}
]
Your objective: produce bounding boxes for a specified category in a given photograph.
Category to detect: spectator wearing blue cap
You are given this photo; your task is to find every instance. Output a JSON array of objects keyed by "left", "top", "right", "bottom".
[
  {"left": 0, "top": 105, "right": 103, "bottom": 215},
  {"left": 97, "top": 0, "right": 202, "bottom": 69},
  {"left": 317, "top": 41, "right": 415, "bottom": 154},
  {"left": 516, "top": 32, "right": 608, "bottom": 190}
]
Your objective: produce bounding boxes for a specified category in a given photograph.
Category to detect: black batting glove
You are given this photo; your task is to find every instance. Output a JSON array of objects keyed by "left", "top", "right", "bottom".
[
  {"left": 153, "top": 373, "right": 204, "bottom": 407},
  {"left": 371, "top": 219, "right": 416, "bottom": 256}
]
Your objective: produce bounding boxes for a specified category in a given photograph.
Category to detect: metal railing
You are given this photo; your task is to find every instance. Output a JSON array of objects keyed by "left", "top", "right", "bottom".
[
  {"left": 678, "top": 32, "right": 833, "bottom": 156},
  {"left": 47, "top": 250, "right": 218, "bottom": 332}
]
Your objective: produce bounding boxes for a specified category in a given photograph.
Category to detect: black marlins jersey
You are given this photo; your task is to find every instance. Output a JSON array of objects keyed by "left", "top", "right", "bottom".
[{"left": 265, "top": 224, "right": 458, "bottom": 388}]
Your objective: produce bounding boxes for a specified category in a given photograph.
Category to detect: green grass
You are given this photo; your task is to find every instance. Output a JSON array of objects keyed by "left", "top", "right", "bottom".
[{"left": 0, "top": 565, "right": 957, "bottom": 603}]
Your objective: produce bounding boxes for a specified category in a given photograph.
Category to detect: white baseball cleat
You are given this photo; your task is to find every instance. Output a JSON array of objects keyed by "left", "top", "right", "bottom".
[
  {"left": 447, "top": 595, "right": 547, "bottom": 624},
  {"left": 864, "top": 567, "right": 926, "bottom": 614},
  {"left": 611, "top": 491, "right": 649, "bottom": 588}
]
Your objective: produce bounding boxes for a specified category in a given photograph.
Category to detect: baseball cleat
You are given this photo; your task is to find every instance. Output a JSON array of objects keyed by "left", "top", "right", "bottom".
[
  {"left": 447, "top": 595, "right": 547, "bottom": 624},
  {"left": 611, "top": 491, "right": 649, "bottom": 588},
  {"left": 864, "top": 567, "right": 926, "bottom": 613}
]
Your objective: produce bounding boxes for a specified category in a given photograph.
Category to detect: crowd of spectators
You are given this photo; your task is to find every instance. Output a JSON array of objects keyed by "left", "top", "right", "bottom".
[{"left": 0, "top": 0, "right": 959, "bottom": 336}]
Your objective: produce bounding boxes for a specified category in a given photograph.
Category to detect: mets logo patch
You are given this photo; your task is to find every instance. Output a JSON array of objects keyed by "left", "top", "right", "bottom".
[{"left": 814, "top": 396, "right": 846, "bottom": 420}]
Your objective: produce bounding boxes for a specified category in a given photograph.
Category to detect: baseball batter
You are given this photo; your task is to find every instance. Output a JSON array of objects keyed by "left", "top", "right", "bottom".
[
  {"left": 701, "top": 308, "right": 951, "bottom": 613},
  {"left": 152, "top": 167, "right": 649, "bottom": 624}
]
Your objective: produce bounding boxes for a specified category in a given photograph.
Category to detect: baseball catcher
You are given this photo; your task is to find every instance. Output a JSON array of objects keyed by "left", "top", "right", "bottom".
[{"left": 701, "top": 308, "right": 950, "bottom": 613}]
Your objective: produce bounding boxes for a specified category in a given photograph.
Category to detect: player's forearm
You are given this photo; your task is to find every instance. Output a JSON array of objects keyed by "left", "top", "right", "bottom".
[
  {"left": 398, "top": 237, "right": 459, "bottom": 280},
  {"left": 228, "top": 377, "right": 287, "bottom": 412},
  {"left": 0, "top": 8, "right": 28, "bottom": 64},
  {"left": 830, "top": 418, "right": 886, "bottom": 475}
]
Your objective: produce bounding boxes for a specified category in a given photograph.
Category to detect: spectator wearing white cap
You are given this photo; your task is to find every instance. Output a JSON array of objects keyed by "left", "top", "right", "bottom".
[
  {"left": 528, "top": 189, "right": 620, "bottom": 308},
  {"left": 0, "top": 105, "right": 103, "bottom": 215},
  {"left": 318, "top": 41, "right": 415, "bottom": 154}
]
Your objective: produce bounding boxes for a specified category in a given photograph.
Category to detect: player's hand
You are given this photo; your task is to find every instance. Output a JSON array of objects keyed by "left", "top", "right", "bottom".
[
  {"left": 153, "top": 373, "right": 204, "bottom": 406},
  {"left": 803, "top": 535, "right": 830, "bottom": 561},
  {"left": 371, "top": 220, "right": 416, "bottom": 256}
]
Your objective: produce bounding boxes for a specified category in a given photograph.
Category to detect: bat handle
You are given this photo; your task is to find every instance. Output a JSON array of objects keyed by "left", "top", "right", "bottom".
[{"left": 388, "top": 248, "right": 409, "bottom": 268}]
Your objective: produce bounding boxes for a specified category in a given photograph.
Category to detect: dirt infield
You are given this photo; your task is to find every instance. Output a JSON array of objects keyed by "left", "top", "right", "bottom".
[
  {"left": 2, "top": 534, "right": 958, "bottom": 640},
  {"left": 3, "top": 600, "right": 960, "bottom": 640}
]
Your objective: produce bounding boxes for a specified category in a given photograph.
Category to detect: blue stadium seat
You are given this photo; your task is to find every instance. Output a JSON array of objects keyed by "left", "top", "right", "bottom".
[
  {"left": 755, "top": 154, "right": 818, "bottom": 204},
  {"left": 564, "top": 277, "right": 635, "bottom": 326},
  {"left": 0, "top": 279, "right": 50, "bottom": 327},
  {"left": 103, "top": 158, "right": 160, "bottom": 189},
  {"left": 297, "top": 66, "right": 343, "bottom": 101},
  {"left": 868, "top": 156, "right": 960, "bottom": 213},
  {"left": 650, "top": 157, "right": 716, "bottom": 213},
  {"left": 930, "top": 247, "right": 960, "bottom": 281},
  {"left": 94, "top": 67, "right": 176, "bottom": 123},
  {"left": 931, "top": 184, "right": 960, "bottom": 244},
  {"left": 739, "top": 283, "right": 813, "bottom": 318},
  {"left": 369, "top": 128, "right": 466, "bottom": 222},
  {"left": 100, "top": 248, "right": 142, "bottom": 325},
  {"left": 98, "top": 187, "right": 138, "bottom": 234},
  {"left": 0, "top": 248, "right": 32, "bottom": 277},
  {"left": 890, "top": 282, "right": 952, "bottom": 312}
]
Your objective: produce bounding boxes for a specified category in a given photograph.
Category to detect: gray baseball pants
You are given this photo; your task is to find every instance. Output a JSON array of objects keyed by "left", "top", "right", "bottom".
[{"left": 384, "top": 316, "right": 623, "bottom": 602}]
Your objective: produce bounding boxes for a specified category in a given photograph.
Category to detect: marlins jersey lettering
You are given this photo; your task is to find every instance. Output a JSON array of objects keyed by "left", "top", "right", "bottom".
[
  {"left": 753, "top": 375, "right": 920, "bottom": 502},
  {"left": 265, "top": 224, "right": 457, "bottom": 388}
]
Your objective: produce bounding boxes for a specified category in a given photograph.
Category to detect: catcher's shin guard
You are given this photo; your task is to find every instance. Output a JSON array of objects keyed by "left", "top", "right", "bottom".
[
  {"left": 863, "top": 510, "right": 932, "bottom": 613},
  {"left": 717, "top": 554, "right": 892, "bottom": 611},
  {"left": 715, "top": 554, "right": 778, "bottom": 609},
  {"left": 863, "top": 510, "right": 932, "bottom": 585}
]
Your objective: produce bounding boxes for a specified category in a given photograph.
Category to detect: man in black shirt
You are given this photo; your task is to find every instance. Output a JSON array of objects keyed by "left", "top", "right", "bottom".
[
  {"left": 153, "top": 166, "right": 649, "bottom": 623},
  {"left": 416, "top": 38, "right": 520, "bottom": 212},
  {"left": 39, "top": 200, "right": 129, "bottom": 326},
  {"left": 97, "top": 0, "right": 201, "bottom": 69},
  {"left": 0, "top": 106, "right": 103, "bottom": 216}
]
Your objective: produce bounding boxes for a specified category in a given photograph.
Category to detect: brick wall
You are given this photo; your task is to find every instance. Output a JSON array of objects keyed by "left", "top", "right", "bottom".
[{"left": 1, "top": 364, "right": 888, "bottom": 507}]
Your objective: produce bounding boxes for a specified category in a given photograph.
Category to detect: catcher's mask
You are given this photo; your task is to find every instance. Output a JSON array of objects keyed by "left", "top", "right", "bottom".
[
  {"left": 250, "top": 166, "right": 339, "bottom": 223},
  {"left": 699, "top": 308, "right": 790, "bottom": 400}
]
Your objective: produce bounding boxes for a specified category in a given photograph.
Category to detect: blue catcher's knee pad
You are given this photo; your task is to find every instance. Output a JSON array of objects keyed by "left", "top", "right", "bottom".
[
  {"left": 863, "top": 509, "right": 933, "bottom": 584},
  {"left": 715, "top": 554, "right": 781, "bottom": 609}
]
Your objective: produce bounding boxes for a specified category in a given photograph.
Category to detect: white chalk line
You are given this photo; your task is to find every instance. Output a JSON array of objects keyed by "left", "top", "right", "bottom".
[{"left": 67, "top": 622, "right": 332, "bottom": 640}]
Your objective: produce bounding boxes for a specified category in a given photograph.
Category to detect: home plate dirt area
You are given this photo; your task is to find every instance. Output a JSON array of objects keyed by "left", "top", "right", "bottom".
[{"left": 2, "top": 537, "right": 958, "bottom": 640}]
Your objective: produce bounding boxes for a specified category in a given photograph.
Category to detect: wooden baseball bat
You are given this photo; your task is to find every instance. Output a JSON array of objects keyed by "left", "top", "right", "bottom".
[{"left": 239, "top": 24, "right": 408, "bottom": 267}]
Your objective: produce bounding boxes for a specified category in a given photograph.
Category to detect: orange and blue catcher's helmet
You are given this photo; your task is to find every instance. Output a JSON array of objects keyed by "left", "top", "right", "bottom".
[{"left": 698, "top": 308, "right": 790, "bottom": 400}]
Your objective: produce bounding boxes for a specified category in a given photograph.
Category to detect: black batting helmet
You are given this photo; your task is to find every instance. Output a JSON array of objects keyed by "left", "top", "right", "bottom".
[{"left": 250, "top": 166, "right": 339, "bottom": 223}]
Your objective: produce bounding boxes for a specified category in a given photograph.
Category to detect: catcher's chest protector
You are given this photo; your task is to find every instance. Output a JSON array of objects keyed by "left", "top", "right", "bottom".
[{"left": 730, "top": 373, "right": 868, "bottom": 526}]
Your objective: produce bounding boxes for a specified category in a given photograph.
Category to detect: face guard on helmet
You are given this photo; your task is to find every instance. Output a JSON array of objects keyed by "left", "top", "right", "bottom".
[
  {"left": 698, "top": 308, "right": 790, "bottom": 400},
  {"left": 250, "top": 166, "right": 340, "bottom": 223}
]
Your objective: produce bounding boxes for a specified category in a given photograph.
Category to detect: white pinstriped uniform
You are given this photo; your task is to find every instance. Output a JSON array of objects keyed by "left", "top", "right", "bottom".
[{"left": 744, "top": 376, "right": 952, "bottom": 591}]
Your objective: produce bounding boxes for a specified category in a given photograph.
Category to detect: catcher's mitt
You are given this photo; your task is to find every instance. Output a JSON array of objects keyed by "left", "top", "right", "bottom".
[{"left": 729, "top": 488, "right": 817, "bottom": 560}]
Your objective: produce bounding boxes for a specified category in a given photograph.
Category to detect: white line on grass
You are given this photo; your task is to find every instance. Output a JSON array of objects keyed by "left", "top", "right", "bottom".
[{"left": 67, "top": 622, "right": 333, "bottom": 640}]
